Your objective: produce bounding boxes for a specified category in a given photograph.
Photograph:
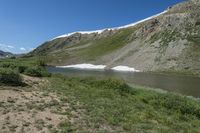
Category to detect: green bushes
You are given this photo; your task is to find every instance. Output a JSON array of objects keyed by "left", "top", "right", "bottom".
[
  {"left": 100, "top": 79, "right": 135, "bottom": 95},
  {"left": 0, "top": 68, "right": 23, "bottom": 86},
  {"left": 24, "top": 67, "right": 51, "bottom": 77},
  {"left": 152, "top": 94, "right": 200, "bottom": 118},
  {"left": 17, "top": 65, "right": 28, "bottom": 73},
  {"left": 0, "top": 61, "right": 29, "bottom": 73},
  {"left": 0, "top": 62, "right": 17, "bottom": 69},
  {"left": 0, "top": 57, "right": 50, "bottom": 78},
  {"left": 78, "top": 78, "right": 134, "bottom": 95},
  {"left": 195, "top": 21, "right": 200, "bottom": 26},
  {"left": 0, "top": 63, "right": 50, "bottom": 77},
  {"left": 36, "top": 58, "right": 47, "bottom": 67}
]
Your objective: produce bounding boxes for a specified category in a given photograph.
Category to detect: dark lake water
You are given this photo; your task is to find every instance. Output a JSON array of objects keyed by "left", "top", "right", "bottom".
[{"left": 47, "top": 67, "right": 200, "bottom": 98}]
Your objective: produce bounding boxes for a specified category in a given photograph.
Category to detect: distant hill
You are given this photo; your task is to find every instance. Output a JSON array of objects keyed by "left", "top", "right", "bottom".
[
  {"left": 31, "top": 0, "right": 200, "bottom": 76},
  {"left": 0, "top": 50, "right": 13, "bottom": 58}
]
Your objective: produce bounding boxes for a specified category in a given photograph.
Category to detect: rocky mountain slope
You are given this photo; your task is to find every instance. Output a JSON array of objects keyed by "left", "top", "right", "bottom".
[
  {"left": 31, "top": 0, "right": 200, "bottom": 75},
  {"left": 0, "top": 50, "right": 13, "bottom": 58}
]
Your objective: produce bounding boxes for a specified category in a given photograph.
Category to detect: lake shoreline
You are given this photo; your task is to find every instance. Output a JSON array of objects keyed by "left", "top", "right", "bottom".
[{"left": 47, "top": 66, "right": 200, "bottom": 98}]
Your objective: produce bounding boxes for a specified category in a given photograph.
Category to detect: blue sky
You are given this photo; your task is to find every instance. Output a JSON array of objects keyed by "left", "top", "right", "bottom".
[{"left": 0, "top": 0, "right": 184, "bottom": 53}]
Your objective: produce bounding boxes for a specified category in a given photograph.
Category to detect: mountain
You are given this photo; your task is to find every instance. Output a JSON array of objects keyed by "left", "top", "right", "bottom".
[
  {"left": 0, "top": 50, "right": 13, "bottom": 58},
  {"left": 31, "top": 0, "right": 200, "bottom": 76}
]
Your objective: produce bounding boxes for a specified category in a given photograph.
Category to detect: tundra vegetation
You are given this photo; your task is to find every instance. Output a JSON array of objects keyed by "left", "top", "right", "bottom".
[{"left": 0, "top": 56, "right": 200, "bottom": 133}]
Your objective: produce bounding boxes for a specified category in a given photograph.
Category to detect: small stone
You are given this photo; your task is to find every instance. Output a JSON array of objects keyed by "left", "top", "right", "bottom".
[
  {"left": 46, "top": 117, "right": 52, "bottom": 121},
  {"left": 23, "top": 122, "right": 31, "bottom": 127},
  {"left": 7, "top": 97, "right": 15, "bottom": 103}
]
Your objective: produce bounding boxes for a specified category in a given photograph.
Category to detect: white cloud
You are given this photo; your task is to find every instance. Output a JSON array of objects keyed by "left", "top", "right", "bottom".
[
  {"left": 7, "top": 45, "right": 15, "bottom": 49},
  {"left": 20, "top": 47, "right": 26, "bottom": 51},
  {"left": 0, "top": 43, "right": 15, "bottom": 52},
  {"left": 0, "top": 43, "right": 34, "bottom": 54}
]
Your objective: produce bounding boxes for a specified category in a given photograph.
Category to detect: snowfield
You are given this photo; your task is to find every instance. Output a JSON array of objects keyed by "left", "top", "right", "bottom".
[
  {"left": 56, "top": 64, "right": 140, "bottom": 72},
  {"left": 56, "top": 64, "right": 106, "bottom": 70},
  {"left": 53, "top": 10, "right": 168, "bottom": 40},
  {"left": 111, "top": 66, "right": 140, "bottom": 72}
]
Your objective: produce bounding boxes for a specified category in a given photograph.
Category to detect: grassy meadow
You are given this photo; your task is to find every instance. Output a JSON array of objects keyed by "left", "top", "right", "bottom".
[{"left": 0, "top": 57, "right": 200, "bottom": 132}]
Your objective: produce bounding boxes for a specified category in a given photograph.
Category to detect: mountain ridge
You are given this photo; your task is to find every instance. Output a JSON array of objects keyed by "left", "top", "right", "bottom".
[
  {"left": 31, "top": 0, "right": 200, "bottom": 76},
  {"left": 52, "top": 10, "right": 168, "bottom": 40},
  {"left": 0, "top": 50, "right": 13, "bottom": 58}
]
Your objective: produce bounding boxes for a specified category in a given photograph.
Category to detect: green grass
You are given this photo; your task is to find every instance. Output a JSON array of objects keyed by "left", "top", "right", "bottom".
[
  {"left": 31, "top": 34, "right": 92, "bottom": 56},
  {"left": 44, "top": 75, "right": 200, "bottom": 132},
  {"left": 0, "top": 56, "right": 43, "bottom": 69},
  {"left": 30, "top": 27, "right": 137, "bottom": 64},
  {"left": 79, "top": 28, "right": 135, "bottom": 60},
  {"left": 0, "top": 68, "right": 23, "bottom": 86},
  {"left": 0, "top": 56, "right": 50, "bottom": 78},
  {"left": 187, "top": 35, "right": 200, "bottom": 44},
  {"left": 1, "top": 56, "right": 200, "bottom": 132}
]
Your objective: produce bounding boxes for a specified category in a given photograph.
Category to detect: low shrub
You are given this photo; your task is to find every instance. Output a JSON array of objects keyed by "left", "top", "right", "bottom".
[
  {"left": 195, "top": 21, "right": 200, "bottom": 26},
  {"left": 9, "top": 56, "right": 16, "bottom": 59},
  {"left": 0, "top": 68, "right": 23, "bottom": 86},
  {"left": 36, "top": 57, "right": 47, "bottom": 67},
  {"left": 17, "top": 65, "right": 28, "bottom": 73},
  {"left": 146, "top": 93, "right": 200, "bottom": 118},
  {"left": 24, "top": 66, "right": 51, "bottom": 77},
  {"left": 83, "top": 78, "right": 135, "bottom": 95},
  {"left": 0, "top": 62, "right": 17, "bottom": 69},
  {"left": 103, "top": 79, "right": 132, "bottom": 94}
]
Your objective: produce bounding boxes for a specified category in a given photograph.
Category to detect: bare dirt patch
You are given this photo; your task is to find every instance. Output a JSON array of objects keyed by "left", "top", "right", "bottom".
[{"left": 0, "top": 76, "right": 75, "bottom": 133}]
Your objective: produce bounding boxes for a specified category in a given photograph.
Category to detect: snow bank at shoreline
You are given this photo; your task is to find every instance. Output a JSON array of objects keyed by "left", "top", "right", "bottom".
[
  {"left": 111, "top": 66, "right": 140, "bottom": 72},
  {"left": 56, "top": 64, "right": 140, "bottom": 72},
  {"left": 56, "top": 64, "right": 106, "bottom": 70}
]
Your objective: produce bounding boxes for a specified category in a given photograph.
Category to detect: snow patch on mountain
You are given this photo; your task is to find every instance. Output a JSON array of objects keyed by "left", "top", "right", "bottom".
[{"left": 53, "top": 10, "right": 168, "bottom": 40}]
